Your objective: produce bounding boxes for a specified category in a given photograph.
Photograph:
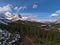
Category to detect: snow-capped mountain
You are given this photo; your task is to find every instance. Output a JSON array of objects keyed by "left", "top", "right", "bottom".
[
  {"left": 0, "top": 13, "right": 10, "bottom": 25},
  {"left": 0, "top": 12, "right": 45, "bottom": 25},
  {"left": 4, "top": 12, "right": 39, "bottom": 22},
  {"left": 0, "top": 12, "right": 41, "bottom": 25},
  {"left": 5, "top": 12, "right": 22, "bottom": 21},
  {"left": 55, "top": 18, "right": 60, "bottom": 24},
  {"left": 21, "top": 16, "right": 39, "bottom": 22},
  {"left": 0, "top": 12, "right": 22, "bottom": 25}
]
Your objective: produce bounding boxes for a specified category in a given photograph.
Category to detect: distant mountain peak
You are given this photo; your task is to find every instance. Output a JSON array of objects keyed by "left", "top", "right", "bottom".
[
  {"left": 5, "top": 12, "right": 22, "bottom": 21},
  {"left": 15, "top": 13, "right": 22, "bottom": 18},
  {"left": 55, "top": 18, "right": 60, "bottom": 24},
  {"left": 0, "top": 12, "right": 22, "bottom": 24}
]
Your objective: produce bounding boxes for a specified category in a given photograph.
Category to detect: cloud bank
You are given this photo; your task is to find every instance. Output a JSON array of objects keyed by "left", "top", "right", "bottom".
[
  {"left": 14, "top": 6, "right": 27, "bottom": 12},
  {"left": 50, "top": 10, "right": 60, "bottom": 17},
  {"left": 0, "top": 4, "right": 12, "bottom": 12}
]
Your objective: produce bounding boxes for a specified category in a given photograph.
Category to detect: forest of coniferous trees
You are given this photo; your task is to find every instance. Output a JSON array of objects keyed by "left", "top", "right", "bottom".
[{"left": 0, "top": 20, "right": 60, "bottom": 45}]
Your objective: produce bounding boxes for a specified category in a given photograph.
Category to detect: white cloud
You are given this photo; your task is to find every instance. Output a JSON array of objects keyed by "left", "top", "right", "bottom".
[
  {"left": 14, "top": 6, "right": 27, "bottom": 11},
  {"left": 33, "top": 4, "right": 38, "bottom": 9},
  {"left": 21, "top": 16, "right": 41, "bottom": 22},
  {"left": 14, "top": 7, "right": 18, "bottom": 10},
  {"left": 50, "top": 13, "right": 58, "bottom": 17},
  {"left": 0, "top": 4, "right": 12, "bottom": 12},
  {"left": 50, "top": 10, "right": 60, "bottom": 17},
  {"left": 19, "top": 6, "right": 27, "bottom": 10},
  {"left": 56, "top": 10, "right": 60, "bottom": 14},
  {"left": 14, "top": 6, "right": 27, "bottom": 13},
  {"left": 21, "top": 15, "right": 38, "bottom": 22},
  {"left": 22, "top": 16, "right": 35, "bottom": 21}
]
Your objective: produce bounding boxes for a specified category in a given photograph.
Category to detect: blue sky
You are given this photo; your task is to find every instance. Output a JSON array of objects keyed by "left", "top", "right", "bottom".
[{"left": 0, "top": 0, "right": 60, "bottom": 21}]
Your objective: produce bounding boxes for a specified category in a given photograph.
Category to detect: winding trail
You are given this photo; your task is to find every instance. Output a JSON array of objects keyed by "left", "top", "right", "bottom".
[{"left": 20, "top": 36, "right": 36, "bottom": 45}]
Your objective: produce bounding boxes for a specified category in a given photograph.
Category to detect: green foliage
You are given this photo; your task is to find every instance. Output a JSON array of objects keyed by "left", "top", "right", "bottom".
[{"left": 0, "top": 20, "right": 60, "bottom": 45}]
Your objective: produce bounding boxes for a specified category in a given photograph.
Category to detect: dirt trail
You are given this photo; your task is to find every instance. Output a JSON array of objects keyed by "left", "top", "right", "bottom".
[{"left": 20, "top": 36, "right": 35, "bottom": 45}]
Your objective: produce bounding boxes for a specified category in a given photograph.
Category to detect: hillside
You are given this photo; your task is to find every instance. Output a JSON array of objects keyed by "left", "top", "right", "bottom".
[{"left": 0, "top": 20, "right": 60, "bottom": 45}]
